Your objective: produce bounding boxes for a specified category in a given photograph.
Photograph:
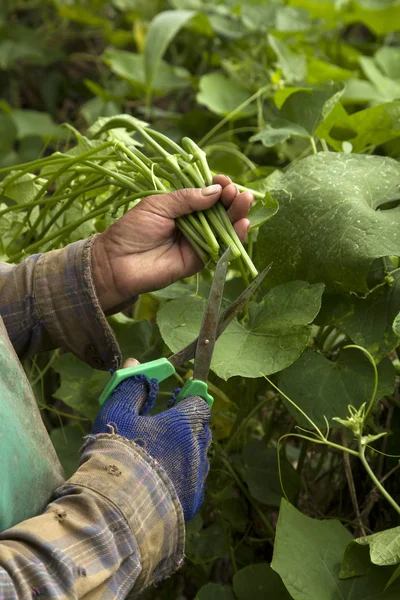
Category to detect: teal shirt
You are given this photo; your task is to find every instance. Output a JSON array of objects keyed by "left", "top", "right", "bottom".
[
  {"left": 0, "top": 318, "right": 63, "bottom": 530},
  {"left": 0, "top": 237, "right": 120, "bottom": 529}
]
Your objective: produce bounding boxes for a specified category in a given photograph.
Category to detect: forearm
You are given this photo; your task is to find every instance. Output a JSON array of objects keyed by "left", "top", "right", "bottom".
[
  {"left": 0, "top": 238, "right": 121, "bottom": 369},
  {"left": 0, "top": 436, "right": 184, "bottom": 599}
]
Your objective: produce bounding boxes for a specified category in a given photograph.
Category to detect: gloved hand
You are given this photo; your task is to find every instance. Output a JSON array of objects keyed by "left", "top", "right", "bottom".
[{"left": 91, "top": 370, "right": 212, "bottom": 521}]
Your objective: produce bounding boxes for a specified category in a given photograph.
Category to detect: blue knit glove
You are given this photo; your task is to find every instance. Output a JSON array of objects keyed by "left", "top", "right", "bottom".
[{"left": 91, "top": 375, "right": 212, "bottom": 521}]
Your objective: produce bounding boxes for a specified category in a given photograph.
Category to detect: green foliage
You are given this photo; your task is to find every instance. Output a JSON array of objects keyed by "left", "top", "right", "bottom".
[
  {"left": 4, "top": 1, "right": 400, "bottom": 598},
  {"left": 272, "top": 500, "right": 400, "bottom": 599},
  {"left": 157, "top": 281, "right": 324, "bottom": 379}
]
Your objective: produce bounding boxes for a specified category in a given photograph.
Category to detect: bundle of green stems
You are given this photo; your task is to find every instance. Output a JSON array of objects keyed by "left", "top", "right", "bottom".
[{"left": 0, "top": 119, "right": 260, "bottom": 278}]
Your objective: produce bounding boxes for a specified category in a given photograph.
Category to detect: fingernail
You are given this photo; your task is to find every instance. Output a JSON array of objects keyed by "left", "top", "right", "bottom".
[{"left": 202, "top": 184, "right": 221, "bottom": 196}]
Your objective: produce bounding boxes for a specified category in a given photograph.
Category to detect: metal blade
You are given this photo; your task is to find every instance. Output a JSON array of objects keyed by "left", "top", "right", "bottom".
[
  {"left": 169, "top": 261, "right": 272, "bottom": 369},
  {"left": 194, "top": 247, "right": 230, "bottom": 382}
]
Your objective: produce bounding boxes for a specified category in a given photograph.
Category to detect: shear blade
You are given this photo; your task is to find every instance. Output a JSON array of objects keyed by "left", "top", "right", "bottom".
[{"left": 192, "top": 247, "right": 231, "bottom": 382}]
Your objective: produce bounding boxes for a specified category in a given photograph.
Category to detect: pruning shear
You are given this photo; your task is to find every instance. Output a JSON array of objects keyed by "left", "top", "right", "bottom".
[{"left": 99, "top": 248, "right": 271, "bottom": 408}]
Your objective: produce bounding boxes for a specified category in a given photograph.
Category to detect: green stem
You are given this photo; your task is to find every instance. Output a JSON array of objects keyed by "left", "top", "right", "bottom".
[
  {"left": 176, "top": 217, "right": 215, "bottom": 256},
  {"left": 199, "top": 85, "right": 270, "bottom": 146},
  {"left": 8, "top": 190, "right": 163, "bottom": 261},
  {"left": 116, "top": 143, "right": 166, "bottom": 191},
  {"left": 196, "top": 211, "right": 220, "bottom": 253},
  {"left": 214, "top": 201, "right": 258, "bottom": 278},
  {"left": 359, "top": 441, "right": 400, "bottom": 516},
  {"left": 205, "top": 207, "right": 241, "bottom": 258},
  {"left": 176, "top": 221, "right": 211, "bottom": 265}
]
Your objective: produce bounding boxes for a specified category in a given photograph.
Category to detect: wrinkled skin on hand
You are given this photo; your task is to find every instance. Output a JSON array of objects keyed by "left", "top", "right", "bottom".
[{"left": 92, "top": 175, "right": 253, "bottom": 312}]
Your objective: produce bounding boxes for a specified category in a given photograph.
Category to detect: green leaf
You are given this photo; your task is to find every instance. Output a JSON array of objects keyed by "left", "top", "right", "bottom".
[
  {"left": 317, "top": 102, "right": 400, "bottom": 153},
  {"left": 359, "top": 56, "right": 400, "bottom": 104},
  {"left": 268, "top": 35, "right": 307, "bottom": 84},
  {"left": 255, "top": 153, "right": 400, "bottom": 294},
  {"left": 250, "top": 118, "right": 309, "bottom": 147},
  {"left": 248, "top": 191, "right": 279, "bottom": 230},
  {"left": 279, "top": 348, "right": 395, "bottom": 429},
  {"left": 1, "top": 172, "right": 42, "bottom": 203},
  {"left": 11, "top": 110, "right": 62, "bottom": 140},
  {"left": 278, "top": 82, "right": 343, "bottom": 137},
  {"left": 195, "top": 583, "right": 235, "bottom": 600},
  {"left": 318, "top": 271, "right": 400, "bottom": 362},
  {"left": 272, "top": 499, "right": 400, "bottom": 599},
  {"left": 342, "top": 527, "right": 400, "bottom": 577},
  {"left": 50, "top": 425, "right": 84, "bottom": 479},
  {"left": 235, "top": 440, "right": 300, "bottom": 505},
  {"left": 197, "top": 73, "right": 255, "bottom": 118},
  {"left": 251, "top": 83, "right": 343, "bottom": 147},
  {"left": 157, "top": 281, "right": 324, "bottom": 380},
  {"left": 144, "top": 10, "right": 195, "bottom": 89},
  {"left": 233, "top": 563, "right": 291, "bottom": 600},
  {"left": 307, "top": 58, "right": 355, "bottom": 85},
  {"left": 103, "top": 49, "right": 190, "bottom": 94},
  {"left": 375, "top": 47, "right": 400, "bottom": 81},
  {"left": 53, "top": 354, "right": 109, "bottom": 421},
  {"left": 108, "top": 316, "right": 153, "bottom": 361}
]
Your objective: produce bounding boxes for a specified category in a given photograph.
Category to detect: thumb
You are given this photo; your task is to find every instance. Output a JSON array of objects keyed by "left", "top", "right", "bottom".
[{"left": 140, "top": 184, "right": 222, "bottom": 219}]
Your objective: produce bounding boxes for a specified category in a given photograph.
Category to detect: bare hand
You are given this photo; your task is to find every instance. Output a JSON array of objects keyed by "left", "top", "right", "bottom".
[{"left": 92, "top": 175, "right": 253, "bottom": 312}]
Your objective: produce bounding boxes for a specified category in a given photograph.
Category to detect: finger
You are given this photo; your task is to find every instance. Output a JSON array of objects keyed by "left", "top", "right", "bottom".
[
  {"left": 233, "top": 218, "right": 250, "bottom": 242},
  {"left": 111, "top": 374, "right": 158, "bottom": 416},
  {"left": 220, "top": 183, "right": 239, "bottom": 209},
  {"left": 140, "top": 185, "right": 223, "bottom": 219},
  {"left": 227, "top": 191, "right": 253, "bottom": 223},
  {"left": 174, "top": 395, "right": 211, "bottom": 426},
  {"left": 213, "top": 174, "right": 232, "bottom": 189},
  {"left": 122, "top": 358, "right": 140, "bottom": 368}
]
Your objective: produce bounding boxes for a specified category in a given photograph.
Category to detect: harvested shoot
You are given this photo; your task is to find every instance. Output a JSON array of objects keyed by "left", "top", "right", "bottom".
[{"left": 0, "top": 115, "right": 260, "bottom": 279}]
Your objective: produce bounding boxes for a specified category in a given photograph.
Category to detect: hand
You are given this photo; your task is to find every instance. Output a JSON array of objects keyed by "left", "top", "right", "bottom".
[
  {"left": 91, "top": 359, "right": 211, "bottom": 521},
  {"left": 92, "top": 175, "right": 253, "bottom": 312}
]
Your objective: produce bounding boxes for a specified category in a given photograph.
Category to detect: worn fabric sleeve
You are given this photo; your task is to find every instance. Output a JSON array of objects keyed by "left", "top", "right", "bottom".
[
  {"left": 0, "top": 435, "right": 185, "bottom": 599},
  {"left": 0, "top": 236, "right": 121, "bottom": 370}
]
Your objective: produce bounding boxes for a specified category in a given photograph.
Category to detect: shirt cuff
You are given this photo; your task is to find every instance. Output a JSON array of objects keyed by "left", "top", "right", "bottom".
[
  {"left": 66, "top": 434, "right": 185, "bottom": 592},
  {"left": 34, "top": 236, "right": 121, "bottom": 371}
]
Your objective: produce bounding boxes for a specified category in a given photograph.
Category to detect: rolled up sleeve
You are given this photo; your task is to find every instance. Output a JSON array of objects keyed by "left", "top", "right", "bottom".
[
  {"left": 0, "top": 435, "right": 185, "bottom": 599},
  {"left": 0, "top": 236, "right": 121, "bottom": 370}
]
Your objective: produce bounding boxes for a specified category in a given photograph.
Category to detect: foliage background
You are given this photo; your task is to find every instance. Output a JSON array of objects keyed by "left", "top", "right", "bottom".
[{"left": 4, "top": 0, "right": 400, "bottom": 598}]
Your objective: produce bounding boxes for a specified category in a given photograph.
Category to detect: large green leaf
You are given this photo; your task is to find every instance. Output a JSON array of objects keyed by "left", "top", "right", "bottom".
[
  {"left": 279, "top": 348, "right": 395, "bottom": 428},
  {"left": 197, "top": 73, "right": 255, "bottom": 117},
  {"left": 144, "top": 10, "right": 195, "bottom": 89},
  {"left": 235, "top": 440, "right": 300, "bottom": 505},
  {"left": 271, "top": 499, "right": 400, "bottom": 599},
  {"left": 195, "top": 583, "right": 235, "bottom": 600},
  {"left": 251, "top": 83, "right": 343, "bottom": 147},
  {"left": 233, "top": 563, "right": 291, "bottom": 600},
  {"left": 255, "top": 153, "right": 400, "bottom": 294},
  {"left": 318, "top": 270, "right": 400, "bottom": 362},
  {"left": 317, "top": 102, "right": 400, "bottom": 152},
  {"left": 157, "top": 281, "right": 324, "bottom": 380},
  {"left": 341, "top": 526, "right": 400, "bottom": 579}
]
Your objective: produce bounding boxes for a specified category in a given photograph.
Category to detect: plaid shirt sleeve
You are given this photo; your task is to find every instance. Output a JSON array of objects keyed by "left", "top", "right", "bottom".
[
  {"left": 0, "top": 435, "right": 185, "bottom": 599},
  {"left": 0, "top": 235, "right": 121, "bottom": 370}
]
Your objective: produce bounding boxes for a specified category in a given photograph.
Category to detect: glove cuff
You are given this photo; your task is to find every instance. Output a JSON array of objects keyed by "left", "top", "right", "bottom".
[{"left": 68, "top": 434, "right": 185, "bottom": 592}]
